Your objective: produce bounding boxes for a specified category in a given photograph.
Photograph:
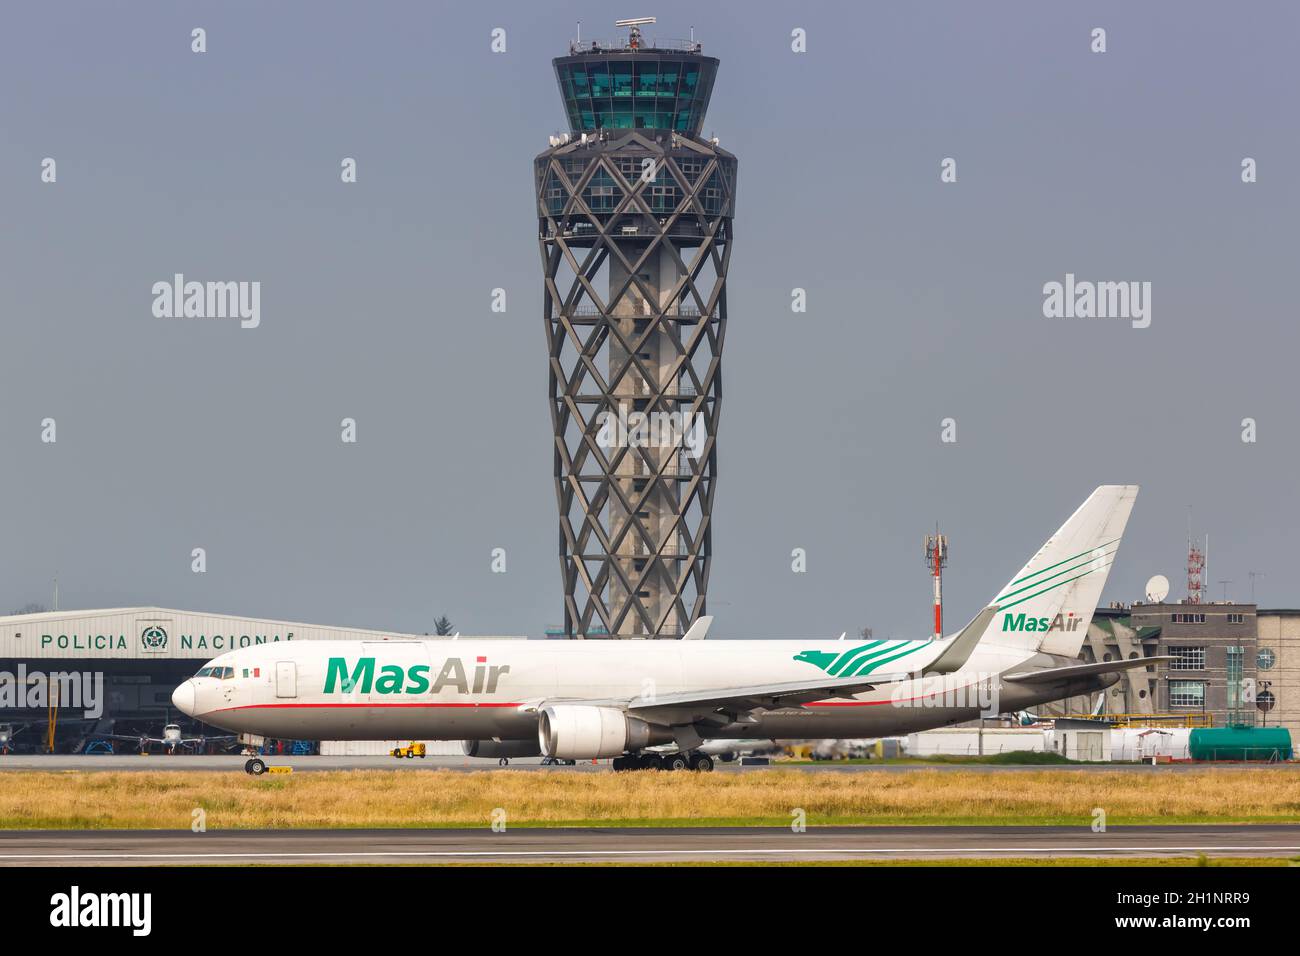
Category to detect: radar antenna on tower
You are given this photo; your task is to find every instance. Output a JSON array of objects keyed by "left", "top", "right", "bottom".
[{"left": 615, "top": 16, "right": 656, "bottom": 49}]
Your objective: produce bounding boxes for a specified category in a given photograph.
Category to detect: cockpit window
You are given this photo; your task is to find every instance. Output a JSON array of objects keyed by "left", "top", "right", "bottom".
[{"left": 195, "top": 665, "right": 235, "bottom": 679}]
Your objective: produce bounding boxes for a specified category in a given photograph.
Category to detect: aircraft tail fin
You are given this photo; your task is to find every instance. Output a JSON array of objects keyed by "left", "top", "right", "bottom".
[{"left": 974, "top": 485, "right": 1139, "bottom": 660}]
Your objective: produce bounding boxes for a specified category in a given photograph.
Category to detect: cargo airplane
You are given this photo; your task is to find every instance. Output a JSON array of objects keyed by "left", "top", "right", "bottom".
[{"left": 173, "top": 486, "right": 1160, "bottom": 774}]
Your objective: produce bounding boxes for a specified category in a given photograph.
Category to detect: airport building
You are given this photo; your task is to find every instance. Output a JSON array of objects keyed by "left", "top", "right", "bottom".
[
  {"left": 536, "top": 21, "right": 736, "bottom": 638},
  {"left": 0, "top": 607, "right": 521, "bottom": 753},
  {"left": 1137, "top": 601, "right": 1259, "bottom": 723},
  {"left": 1049, "top": 601, "right": 1297, "bottom": 736},
  {"left": 1256, "top": 609, "right": 1299, "bottom": 737}
]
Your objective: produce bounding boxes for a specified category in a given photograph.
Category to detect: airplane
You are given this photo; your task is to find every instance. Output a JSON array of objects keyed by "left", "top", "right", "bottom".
[
  {"left": 104, "top": 722, "right": 237, "bottom": 755},
  {"left": 172, "top": 486, "right": 1167, "bottom": 775},
  {"left": 0, "top": 723, "right": 24, "bottom": 754}
]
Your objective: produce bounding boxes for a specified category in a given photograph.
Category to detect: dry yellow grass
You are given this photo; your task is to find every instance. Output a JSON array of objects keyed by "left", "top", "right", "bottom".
[{"left": 2, "top": 767, "right": 1299, "bottom": 830}]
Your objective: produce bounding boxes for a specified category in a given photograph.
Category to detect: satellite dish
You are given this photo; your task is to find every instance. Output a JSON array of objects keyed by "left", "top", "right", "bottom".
[{"left": 1145, "top": 574, "right": 1170, "bottom": 603}]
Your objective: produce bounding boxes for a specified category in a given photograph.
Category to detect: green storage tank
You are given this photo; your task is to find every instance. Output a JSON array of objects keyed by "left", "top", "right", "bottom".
[{"left": 1189, "top": 726, "right": 1293, "bottom": 761}]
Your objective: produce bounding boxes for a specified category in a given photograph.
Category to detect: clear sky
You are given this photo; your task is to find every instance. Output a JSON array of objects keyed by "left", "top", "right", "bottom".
[{"left": 2, "top": 1, "right": 1297, "bottom": 638}]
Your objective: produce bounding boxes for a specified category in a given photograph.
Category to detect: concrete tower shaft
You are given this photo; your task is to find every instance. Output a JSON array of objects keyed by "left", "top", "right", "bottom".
[{"left": 535, "top": 32, "right": 736, "bottom": 638}]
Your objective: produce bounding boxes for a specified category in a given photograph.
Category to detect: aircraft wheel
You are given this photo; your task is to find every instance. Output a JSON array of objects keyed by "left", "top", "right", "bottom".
[
  {"left": 247, "top": 758, "right": 267, "bottom": 776},
  {"left": 692, "top": 754, "right": 714, "bottom": 773},
  {"left": 637, "top": 753, "right": 662, "bottom": 771},
  {"left": 611, "top": 756, "right": 628, "bottom": 772},
  {"left": 663, "top": 753, "right": 690, "bottom": 772},
  {"left": 499, "top": 757, "right": 509, "bottom": 767},
  {"left": 243, "top": 758, "right": 254, "bottom": 774}
]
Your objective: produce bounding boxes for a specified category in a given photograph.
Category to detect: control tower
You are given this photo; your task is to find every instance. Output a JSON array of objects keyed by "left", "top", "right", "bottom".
[{"left": 535, "top": 18, "right": 737, "bottom": 638}]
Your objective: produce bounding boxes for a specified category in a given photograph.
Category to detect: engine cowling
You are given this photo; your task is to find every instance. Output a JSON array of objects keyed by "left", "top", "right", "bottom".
[
  {"left": 462, "top": 739, "right": 541, "bottom": 759},
  {"left": 537, "top": 705, "right": 672, "bottom": 759}
]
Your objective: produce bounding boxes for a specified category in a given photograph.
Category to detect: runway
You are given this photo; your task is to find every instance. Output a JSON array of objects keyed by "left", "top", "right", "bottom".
[
  {"left": 0, "top": 825, "right": 1296, "bottom": 864},
  {"left": 4, "top": 755, "right": 1292, "bottom": 774}
]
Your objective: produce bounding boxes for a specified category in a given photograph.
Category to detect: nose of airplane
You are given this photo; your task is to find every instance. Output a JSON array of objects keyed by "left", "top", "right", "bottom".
[{"left": 171, "top": 680, "right": 196, "bottom": 716}]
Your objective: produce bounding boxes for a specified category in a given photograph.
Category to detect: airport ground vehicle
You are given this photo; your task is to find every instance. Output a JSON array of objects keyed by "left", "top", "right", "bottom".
[{"left": 389, "top": 742, "right": 426, "bottom": 759}]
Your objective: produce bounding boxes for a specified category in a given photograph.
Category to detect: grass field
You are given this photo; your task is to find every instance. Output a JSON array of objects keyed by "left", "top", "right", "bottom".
[{"left": 2, "top": 766, "right": 1299, "bottom": 830}]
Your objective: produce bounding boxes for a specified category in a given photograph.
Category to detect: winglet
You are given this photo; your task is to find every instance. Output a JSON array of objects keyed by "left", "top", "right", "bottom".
[
  {"left": 925, "top": 605, "right": 1000, "bottom": 674},
  {"left": 681, "top": 615, "right": 714, "bottom": 641}
]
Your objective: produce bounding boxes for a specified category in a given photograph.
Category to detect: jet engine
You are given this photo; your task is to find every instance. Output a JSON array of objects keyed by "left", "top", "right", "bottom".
[
  {"left": 462, "top": 739, "right": 541, "bottom": 759},
  {"left": 537, "top": 705, "right": 672, "bottom": 759}
]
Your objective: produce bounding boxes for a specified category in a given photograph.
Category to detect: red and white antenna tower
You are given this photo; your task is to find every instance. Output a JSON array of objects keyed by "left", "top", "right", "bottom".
[
  {"left": 924, "top": 529, "right": 949, "bottom": 640},
  {"left": 1186, "top": 513, "right": 1206, "bottom": 604}
]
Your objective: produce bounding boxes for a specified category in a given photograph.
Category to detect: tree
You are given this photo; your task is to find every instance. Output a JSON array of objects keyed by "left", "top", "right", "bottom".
[
  {"left": 434, "top": 615, "right": 455, "bottom": 636},
  {"left": 9, "top": 602, "right": 49, "bottom": 616}
]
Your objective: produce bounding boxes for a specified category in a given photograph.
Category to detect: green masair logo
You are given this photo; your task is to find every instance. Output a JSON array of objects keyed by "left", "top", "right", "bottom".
[
  {"left": 793, "top": 640, "right": 927, "bottom": 678},
  {"left": 1001, "top": 611, "right": 1083, "bottom": 633},
  {"left": 324, "top": 656, "right": 510, "bottom": 695}
]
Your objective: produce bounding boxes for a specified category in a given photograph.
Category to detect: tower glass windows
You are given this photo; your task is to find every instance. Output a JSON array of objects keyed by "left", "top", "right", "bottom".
[{"left": 556, "top": 56, "right": 718, "bottom": 136}]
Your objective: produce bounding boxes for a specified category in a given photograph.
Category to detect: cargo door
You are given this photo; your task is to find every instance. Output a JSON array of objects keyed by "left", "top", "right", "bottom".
[{"left": 275, "top": 661, "right": 297, "bottom": 699}]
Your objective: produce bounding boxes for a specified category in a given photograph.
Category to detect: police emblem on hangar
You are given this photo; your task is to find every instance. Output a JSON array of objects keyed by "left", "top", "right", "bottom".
[{"left": 140, "top": 625, "right": 169, "bottom": 652}]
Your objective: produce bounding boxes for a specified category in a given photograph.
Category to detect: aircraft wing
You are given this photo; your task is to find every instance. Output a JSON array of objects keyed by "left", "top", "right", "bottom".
[
  {"left": 572, "top": 673, "right": 913, "bottom": 726},
  {"left": 1002, "top": 656, "right": 1175, "bottom": 684}
]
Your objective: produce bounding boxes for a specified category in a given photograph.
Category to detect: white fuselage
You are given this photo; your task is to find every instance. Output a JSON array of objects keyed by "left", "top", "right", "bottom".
[{"left": 173, "top": 637, "right": 1077, "bottom": 743}]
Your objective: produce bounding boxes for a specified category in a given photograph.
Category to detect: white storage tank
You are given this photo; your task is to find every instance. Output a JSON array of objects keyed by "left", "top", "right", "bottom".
[{"left": 1109, "top": 727, "right": 1191, "bottom": 761}]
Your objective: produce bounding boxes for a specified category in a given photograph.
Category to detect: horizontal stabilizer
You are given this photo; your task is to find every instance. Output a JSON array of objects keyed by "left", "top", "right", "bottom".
[{"left": 1003, "top": 656, "right": 1174, "bottom": 684}]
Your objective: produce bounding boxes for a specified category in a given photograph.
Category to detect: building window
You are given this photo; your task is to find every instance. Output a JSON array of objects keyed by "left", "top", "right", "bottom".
[
  {"left": 1169, "top": 646, "right": 1205, "bottom": 670},
  {"left": 1171, "top": 612, "right": 1206, "bottom": 624},
  {"left": 1169, "top": 681, "right": 1206, "bottom": 708},
  {"left": 1227, "top": 647, "right": 1243, "bottom": 709},
  {"left": 1226, "top": 613, "right": 1244, "bottom": 624},
  {"left": 1258, "top": 648, "right": 1276, "bottom": 670}
]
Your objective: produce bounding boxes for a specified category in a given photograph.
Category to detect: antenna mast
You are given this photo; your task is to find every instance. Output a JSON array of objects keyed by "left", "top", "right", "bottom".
[
  {"left": 924, "top": 529, "right": 949, "bottom": 640},
  {"left": 1186, "top": 511, "right": 1205, "bottom": 604}
]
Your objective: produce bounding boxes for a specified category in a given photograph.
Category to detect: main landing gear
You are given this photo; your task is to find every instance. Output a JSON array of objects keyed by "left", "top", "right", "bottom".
[
  {"left": 611, "top": 751, "right": 714, "bottom": 772},
  {"left": 243, "top": 757, "right": 268, "bottom": 776}
]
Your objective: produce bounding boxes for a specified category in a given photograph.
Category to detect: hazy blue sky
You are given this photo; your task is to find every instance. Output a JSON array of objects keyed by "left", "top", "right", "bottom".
[{"left": 2, "top": 1, "right": 1297, "bottom": 638}]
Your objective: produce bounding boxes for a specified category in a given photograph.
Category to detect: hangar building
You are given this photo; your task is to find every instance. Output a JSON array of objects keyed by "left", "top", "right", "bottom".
[{"left": 0, "top": 607, "right": 520, "bottom": 753}]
